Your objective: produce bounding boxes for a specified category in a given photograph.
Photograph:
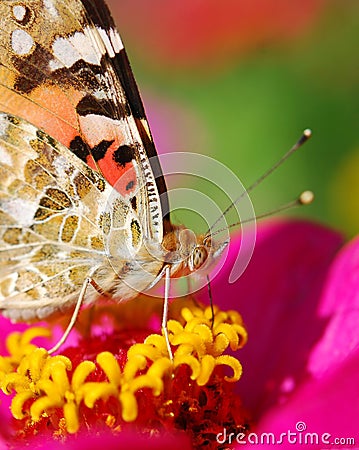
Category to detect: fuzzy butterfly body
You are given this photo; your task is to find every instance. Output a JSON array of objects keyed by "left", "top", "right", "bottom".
[{"left": 0, "top": 0, "right": 216, "bottom": 326}]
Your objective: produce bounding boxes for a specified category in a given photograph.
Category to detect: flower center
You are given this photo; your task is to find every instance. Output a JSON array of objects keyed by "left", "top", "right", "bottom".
[{"left": 0, "top": 300, "right": 249, "bottom": 446}]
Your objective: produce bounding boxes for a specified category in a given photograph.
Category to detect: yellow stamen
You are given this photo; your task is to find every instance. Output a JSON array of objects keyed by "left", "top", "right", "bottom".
[
  {"left": 63, "top": 402, "right": 79, "bottom": 435},
  {"left": 11, "top": 391, "right": 35, "bottom": 419},
  {"left": 96, "top": 352, "right": 122, "bottom": 385},
  {"left": 119, "top": 391, "right": 138, "bottom": 422},
  {"left": 173, "top": 354, "right": 201, "bottom": 380},
  {"left": 0, "top": 304, "right": 247, "bottom": 435},
  {"left": 72, "top": 361, "right": 96, "bottom": 393},
  {"left": 215, "top": 355, "right": 243, "bottom": 382},
  {"left": 122, "top": 354, "right": 147, "bottom": 380},
  {"left": 127, "top": 342, "right": 164, "bottom": 361},
  {"left": 81, "top": 382, "right": 117, "bottom": 408}
]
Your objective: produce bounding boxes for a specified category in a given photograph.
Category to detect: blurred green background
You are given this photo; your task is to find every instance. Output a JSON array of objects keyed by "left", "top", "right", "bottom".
[{"left": 108, "top": 0, "right": 358, "bottom": 238}]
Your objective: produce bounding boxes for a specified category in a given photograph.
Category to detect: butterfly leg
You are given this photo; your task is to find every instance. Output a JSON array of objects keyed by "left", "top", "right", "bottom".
[
  {"left": 48, "top": 273, "right": 96, "bottom": 354},
  {"left": 206, "top": 274, "right": 215, "bottom": 329},
  {"left": 162, "top": 265, "right": 173, "bottom": 361}
]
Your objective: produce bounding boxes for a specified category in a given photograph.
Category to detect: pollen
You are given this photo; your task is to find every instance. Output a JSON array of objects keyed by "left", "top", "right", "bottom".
[{"left": 0, "top": 304, "right": 247, "bottom": 436}]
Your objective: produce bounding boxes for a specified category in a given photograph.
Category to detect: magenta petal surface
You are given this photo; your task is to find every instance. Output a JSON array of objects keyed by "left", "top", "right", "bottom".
[
  {"left": 203, "top": 220, "right": 343, "bottom": 418},
  {"left": 308, "top": 235, "right": 359, "bottom": 377},
  {"left": 252, "top": 349, "right": 359, "bottom": 448}
]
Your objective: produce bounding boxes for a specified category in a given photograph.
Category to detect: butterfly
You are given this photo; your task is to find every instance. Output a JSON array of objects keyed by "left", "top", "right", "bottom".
[{"left": 0, "top": 0, "right": 227, "bottom": 354}]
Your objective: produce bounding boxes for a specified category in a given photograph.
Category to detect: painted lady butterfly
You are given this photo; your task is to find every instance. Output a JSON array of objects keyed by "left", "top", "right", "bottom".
[{"left": 0, "top": 0, "right": 226, "bottom": 352}]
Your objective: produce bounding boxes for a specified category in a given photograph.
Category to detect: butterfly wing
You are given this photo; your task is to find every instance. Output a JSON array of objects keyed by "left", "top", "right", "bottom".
[
  {"left": 0, "top": 111, "right": 109, "bottom": 320},
  {"left": 0, "top": 112, "right": 164, "bottom": 321},
  {"left": 0, "top": 0, "right": 169, "bottom": 244}
]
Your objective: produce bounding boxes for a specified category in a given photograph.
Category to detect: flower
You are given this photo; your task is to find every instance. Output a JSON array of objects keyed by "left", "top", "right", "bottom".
[
  {"left": 0, "top": 299, "right": 248, "bottom": 448},
  {"left": 200, "top": 220, "right": 359, "bottom": 447},
  {"left": 1, "top": 219, "right": 358, "bottom": 449}
]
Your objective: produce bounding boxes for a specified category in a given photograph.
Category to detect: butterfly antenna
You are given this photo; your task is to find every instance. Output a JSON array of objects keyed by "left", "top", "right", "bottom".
[
  {"left": 208, "top": 190, "right": 314, "bottom": 239},
  {"left": 206, "top": 129, "right": 312, "bottom": 236}
]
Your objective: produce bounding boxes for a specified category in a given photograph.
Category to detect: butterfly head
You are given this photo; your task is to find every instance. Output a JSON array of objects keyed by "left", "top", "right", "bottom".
[{"left": 163, "top": 226, "right": 227, "bottom": 277}]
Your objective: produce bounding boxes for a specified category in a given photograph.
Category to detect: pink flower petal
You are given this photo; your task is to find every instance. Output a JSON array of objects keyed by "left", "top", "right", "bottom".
[
  {"left": 308, "top": 234, "right": 359, "bottom": 377},
  {"left": 251, "top": 349, "right": 359, "bottom": 448},
  {"left": 203, "top": 220, "right": 343, "bottom": 418}
]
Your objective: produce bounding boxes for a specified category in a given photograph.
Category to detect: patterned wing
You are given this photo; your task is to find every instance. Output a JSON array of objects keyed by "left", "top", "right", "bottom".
[
  {"left": 0, "top": 0, "right": 169, "bottom": 244},
  {"left": 0, "top": 113, "right": 163, "bottom": 321}
]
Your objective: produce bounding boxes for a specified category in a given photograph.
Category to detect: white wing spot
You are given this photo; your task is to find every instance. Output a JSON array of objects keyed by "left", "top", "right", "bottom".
[
  {"left": 0, "top": 117, "right": 9, "bottom": 137},
  {"left": 49, "top": 58, "right": 64, "bottom": 71},
  {"left": 97, "top": 27, "right": 115, "bottom": 58},
  {"left": 51, "top": 30, "right": 103, "bottom": 69},
  {"left": 11, "top": 29, "right": 35, "bottom": 55},
  {"left": 43, "top": 0, "right": 58, "bottom": 17},
  {"left": 12, "top": 5, "right": 26, "bottom": 21},
  {"left": 109, "top": 28, "right": 124, "bottom": 53},
  {"left": 2, "top": 198, "right": 38, "bottom": 228},
  {"left": 97, "top": 27, "right": 124, "bottom": 57},
  {"left": 0, "top": 148, "right": 12, "bottom": 166},
  {"left": 50, "top": 26, "right": 123, "bottom": 71},
  {"left": 52, "top": 36, "right": 84, "bottom": 68}
]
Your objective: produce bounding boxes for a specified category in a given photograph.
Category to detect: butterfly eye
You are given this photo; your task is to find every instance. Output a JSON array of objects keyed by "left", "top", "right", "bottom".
[{"left": 189, "top": 245, "right": 208, "bottom": 272}]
